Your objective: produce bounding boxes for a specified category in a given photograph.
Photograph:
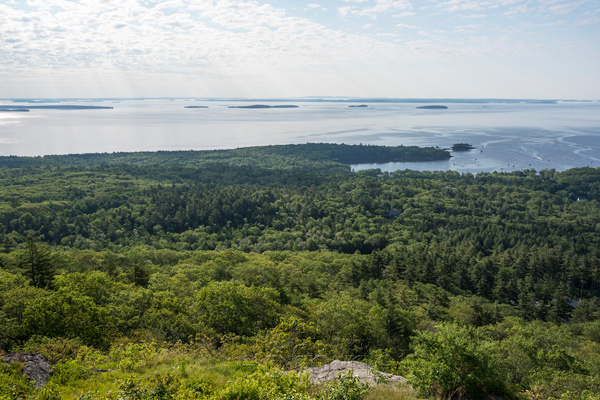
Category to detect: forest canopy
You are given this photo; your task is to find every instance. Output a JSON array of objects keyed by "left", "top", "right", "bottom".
[{"left": 1, "top": 143, "right": 599, "bottom": 400}]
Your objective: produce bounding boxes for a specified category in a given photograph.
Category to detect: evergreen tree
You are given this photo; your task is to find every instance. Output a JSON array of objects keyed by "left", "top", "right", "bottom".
[{"left": 19, "top": 236, "right": 55, "bottom": 289}]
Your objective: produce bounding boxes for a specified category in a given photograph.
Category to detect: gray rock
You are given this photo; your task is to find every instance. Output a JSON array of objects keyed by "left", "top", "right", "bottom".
[
  {"left": 2, "top": 353, "right": 52, "bottom": 388},
  {"left": 305, "top": 360, "right": 406, "bottom": 385}
]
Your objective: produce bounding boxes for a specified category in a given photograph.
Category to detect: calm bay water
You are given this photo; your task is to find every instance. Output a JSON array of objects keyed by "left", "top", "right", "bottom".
[{"left": 1, "top": 99, "right": 599, "bottom": 174}]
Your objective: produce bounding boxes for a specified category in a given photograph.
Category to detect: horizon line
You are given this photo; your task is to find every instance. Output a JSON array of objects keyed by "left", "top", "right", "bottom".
[{"left": 1, "top": 97, "right": 599, "bottom": 103}]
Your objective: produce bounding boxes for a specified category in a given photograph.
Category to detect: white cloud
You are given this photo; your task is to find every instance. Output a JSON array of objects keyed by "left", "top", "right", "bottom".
[
  {"left": 540, "top": 1, "right": 580, "bottom": 15},
  {"left": 435, "top": 0, "right": 483, "bottom": 12},
  {"left": 453, "top": 24, "right": 481, "bottom": 32},
  {"left": 2, "top": 0, "right": 418, "bottom": 81},
  {"left": 0, "top": 0, "right": 598, "bottom": 98},
  {"left": 338, "top": 5, "right": 354, "bottom": 17},
  {"left": 305, "top": 3, "right": 326, "bottom": 11},
  {"left": 503, "top": 4, "right": 534, "bottom": 15},
  {"left": 338, "top": 0, "right": 412, "bottom": 18},
  {"left": 393, "top": 11, "right": 415, "bottom": 17},
  {"left": 574, "top": 14, "right": 600, "bottom": 26}
]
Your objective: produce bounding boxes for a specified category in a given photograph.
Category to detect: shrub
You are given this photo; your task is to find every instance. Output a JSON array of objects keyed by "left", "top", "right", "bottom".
[
  {"left": 401, "top": 322, "right": 506, "bottom": 399},
  {"left": 109, "top": 341, "right": 160, "bottom": 372},
  {"left": 20, "top": 336, "right": 85, "bottom": 363},
  {"left": 320, "top": 371, "right": 369, "bottom": 400},
  {"left": 50, "top": 359, "right": 93, "bottom": 385},
  {"left": 0, "top": 361, "right": 36, "bottom": 399}
]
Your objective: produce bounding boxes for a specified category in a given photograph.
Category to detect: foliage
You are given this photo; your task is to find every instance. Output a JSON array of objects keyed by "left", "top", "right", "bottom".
[
  {"left": 18, "top": 236, "right": 55, "bottom": 289},
  {"left": 401, "top": 322, "right": 506, "bottom": 399},
  {"left": 320, "top": 371, "right": 369, "bottom": 400},
  {"left": 196, "top": 281, "right": 281, "bottom": 338},
  {"left": 254, "top": 316, "right": 329, "bottom": 369},
  {"left": 19, "top": 336, "right": 86, "bottom": 363},
  {"left": 0, "top": 361, "right": 36, "bottom": 399},
  {"left": 50, "top": 360, "right": 93, "bottom": 385},
  {"left": 1, "top": 147, "right": 600, "bottom": 399},
  {"left": 109, "top": 341, "right": 160, "bottom": 372}
]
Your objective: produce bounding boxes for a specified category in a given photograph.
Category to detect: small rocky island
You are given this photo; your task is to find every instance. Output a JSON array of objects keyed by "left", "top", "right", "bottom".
[
  {"left": 451, "top": 143, "right": 476, "bottom": 151},
  {"left": 349, "top": 105, "right": 368, "bottom": 108},
  {"left": 417, "top": 105, "right": 448, "bottom": 109},
  {"left": 228, "top": 105, "right": 299, "bottom": 109}
]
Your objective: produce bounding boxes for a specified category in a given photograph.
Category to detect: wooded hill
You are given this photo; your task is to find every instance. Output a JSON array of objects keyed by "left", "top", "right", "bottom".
[{"left": 1, "top": 144, "right": 599, "bottom": 400}]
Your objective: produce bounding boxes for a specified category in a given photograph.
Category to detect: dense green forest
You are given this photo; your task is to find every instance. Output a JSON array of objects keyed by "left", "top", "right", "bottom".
[{"left": 1, "top": 143, "right": 600, "bottom": 400}]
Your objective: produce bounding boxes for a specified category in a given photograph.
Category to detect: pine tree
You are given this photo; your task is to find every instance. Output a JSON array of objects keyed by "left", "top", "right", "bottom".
[
  {"left": 19, "top": 236, "right": 55, "bottom": 289},
  {"left": 127, "top": 252, "right": 150, "bottom": 287}
]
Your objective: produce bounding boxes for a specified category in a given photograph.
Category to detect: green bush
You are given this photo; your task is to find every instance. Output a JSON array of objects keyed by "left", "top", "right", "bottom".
[
  {"left": 0, "top": 361, "right": 36, "bottom": 399},
  {"left": 320, "top": 371, "right": 369, "bottom": 400},
  {"left": 211, "top": 366, "right": 312, "bottom": 400},
  {"left": 50, "top": 360, "right": 93, "bottom": 385},
  {"left": 109, "top": 341, "right": 160, "bottom": 372},
  {"left": 401, "top": 322, "right": 506, "bottom": 399},
  {"left": 20, "top": 336, "right": 85, "bottom": 363}
]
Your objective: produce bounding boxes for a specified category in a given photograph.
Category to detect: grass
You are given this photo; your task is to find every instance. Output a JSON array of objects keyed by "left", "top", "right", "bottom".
[{"left": 365, "top": 384, "right": 420, "bottom": 400}]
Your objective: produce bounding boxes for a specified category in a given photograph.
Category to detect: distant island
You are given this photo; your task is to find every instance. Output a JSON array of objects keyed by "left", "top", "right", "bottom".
[
  {"left": 228, "top": 105, "right": 299, "bottom": 109},
  {"left": 184, "top": 106, "right": 209, "bottom": 109},
  {"left": 0, "top": 108, "right": 29, "bottom": 112},
  {"left": 349, "top": 105, "right": 368, "bottom": 108},
  {"left": 0, "top": 105, "right": 113, "bottom": 110},
  {"left": 417, "top": 105, "right": 448, "bottom": 109},
  {"left": 451, "top": 143, "right": 476, "bottom": 151}
]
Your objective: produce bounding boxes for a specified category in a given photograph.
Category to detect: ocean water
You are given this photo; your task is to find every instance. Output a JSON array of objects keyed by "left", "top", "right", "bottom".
[{"left": 1, "top": 99, "right": 599, "bottom": 174}]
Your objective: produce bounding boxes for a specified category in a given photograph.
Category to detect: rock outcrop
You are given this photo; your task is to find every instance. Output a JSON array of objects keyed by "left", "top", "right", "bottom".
[
  {"left": 306, "top": 360, "right": 406, "bottom": 385},
  {"left": 2, "top": 353, "right": 52, "bottom": 388}
]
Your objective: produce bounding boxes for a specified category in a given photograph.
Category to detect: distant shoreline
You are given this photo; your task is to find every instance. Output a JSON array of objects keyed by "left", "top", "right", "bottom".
[
  {"left": 0, "top": 97, "right": 588, "bottom": 104},
  {"left": 0, "top": 105, "right": 113, "bottom": 110}
]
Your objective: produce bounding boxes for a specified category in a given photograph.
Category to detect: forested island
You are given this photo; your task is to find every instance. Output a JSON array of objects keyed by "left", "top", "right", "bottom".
[
  {"left": 1, "top": 143, "right": 599, "bottom": 400},
  {"left": 228, "top": 105, "right": 300, "bottom": 109},
  {"left": 451, "top": 143, "right": 476, "bottom": 151},
  {"left": 416, "top": 105, "right": 448, "bottom": 109}
]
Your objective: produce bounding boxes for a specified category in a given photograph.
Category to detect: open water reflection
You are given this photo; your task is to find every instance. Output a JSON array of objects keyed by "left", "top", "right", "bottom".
[{"left": 1, "top": 99, "right": 599, "bottom": 174}]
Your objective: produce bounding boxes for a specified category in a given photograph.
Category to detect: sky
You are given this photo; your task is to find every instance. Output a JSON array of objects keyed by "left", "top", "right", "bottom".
[{"left": 1, "top": 0, "right": 599, "bottom": 99}]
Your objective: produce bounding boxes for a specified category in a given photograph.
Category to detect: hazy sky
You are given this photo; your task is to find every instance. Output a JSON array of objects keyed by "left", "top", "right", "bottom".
[{"left": 1, "top": 0, "right": 599, "bottom": 99}]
